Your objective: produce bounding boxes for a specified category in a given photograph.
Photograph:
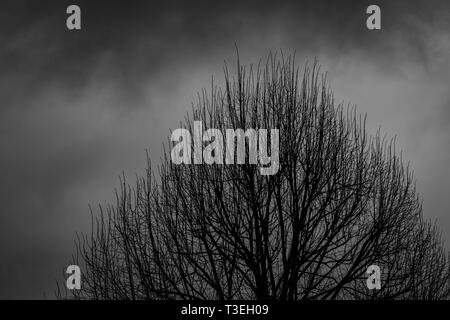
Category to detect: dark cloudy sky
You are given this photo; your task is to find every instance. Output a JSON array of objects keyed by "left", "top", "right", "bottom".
[{"left": 1, "top": 0, "right": 449, "bottom": 299}]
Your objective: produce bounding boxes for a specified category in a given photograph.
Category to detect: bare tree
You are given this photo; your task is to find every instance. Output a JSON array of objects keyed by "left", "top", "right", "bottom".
[{"left": 60, "top": 53, "right": 450, "bottom": 300}]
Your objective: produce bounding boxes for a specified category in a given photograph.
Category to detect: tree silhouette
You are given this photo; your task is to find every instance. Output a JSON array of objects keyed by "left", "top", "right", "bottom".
[{"left": 61, "top": 53, "right": 450, "bottom": 300}]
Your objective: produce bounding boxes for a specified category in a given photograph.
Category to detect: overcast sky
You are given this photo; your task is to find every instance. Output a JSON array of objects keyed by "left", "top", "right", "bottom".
[{"left": 1, "top": 0, "right": 449, "bottom": 299}]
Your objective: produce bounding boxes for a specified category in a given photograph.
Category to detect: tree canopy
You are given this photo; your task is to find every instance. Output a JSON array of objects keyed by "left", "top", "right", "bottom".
[{"left": 61, "top": 53, "right": 450, "bottom": 300}]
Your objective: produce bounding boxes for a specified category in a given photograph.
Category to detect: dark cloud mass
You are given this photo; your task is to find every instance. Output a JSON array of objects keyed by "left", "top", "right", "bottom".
[{"left": 0, "top": 0, "right": 449, "bottom": 298}]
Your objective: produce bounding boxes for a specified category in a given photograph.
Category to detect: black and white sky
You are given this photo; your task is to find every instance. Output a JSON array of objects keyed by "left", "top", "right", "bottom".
[{"left": 0, "top": 0, "right": 449, "bottom": 299}]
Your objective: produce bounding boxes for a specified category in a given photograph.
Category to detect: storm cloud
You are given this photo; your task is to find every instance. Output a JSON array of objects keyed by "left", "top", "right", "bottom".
[{"left": 0, "top": 0, "right": 449, "bottom": 298}]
